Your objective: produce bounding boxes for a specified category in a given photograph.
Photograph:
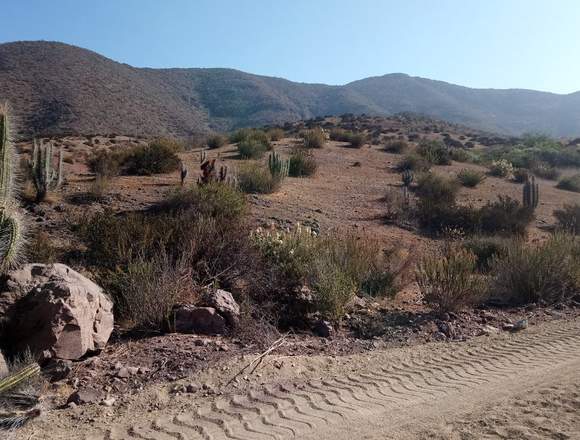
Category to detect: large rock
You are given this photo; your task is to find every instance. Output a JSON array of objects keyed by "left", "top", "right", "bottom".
[
  {"left": 202, "top": 289, "right": 240, "bottom": 327},
  {"left": 173, "top": 305, "right": 226, "bottom": 335},
  {"left": 1, "top": 264, "right": 114, "bottom": 360}
]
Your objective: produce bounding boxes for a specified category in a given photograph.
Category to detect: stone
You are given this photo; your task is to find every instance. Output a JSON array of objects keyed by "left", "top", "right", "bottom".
[
  {"left": 45, "top": 358, "right": 72, "bottom": 382},
  {"left": 502, "top": 323, "right": 515, "bottom": 331},
  {"left": 102, "top": 397, "right": 116, "bottom": 407},
  {"left": 202, "top": 289, "right": 240, "bottom": 328},
  {"left": 512, "top": 319, "right": 528, "bottom": 331},
  {"left": 313, "top": 320, "right": 334, "bottom": 338},
  {"left": 436, "top": 321, "right": 456, "bottom": 338},
  {"left": 173, "top": 305, "right": 227, "bottom": 335},
  {"left": 1, "top": 264, "right": 114, "bottom": 360},
  {"left": 0, "top": 351, "right": 8, "bottom": 377},
  {"left": 116, "top": 367, "right": 131, "bottom": 379},
  {"left": 67, "top": 388, "right": 104, "bottom": 405},
  {"left": 479, "top": 325, "right": 500, "bottom": 336}
]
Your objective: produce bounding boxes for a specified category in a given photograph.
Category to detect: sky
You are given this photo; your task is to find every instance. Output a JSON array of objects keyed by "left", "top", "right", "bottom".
[{"left": 2, "top": 0, "right": 580, "bottom": 94}]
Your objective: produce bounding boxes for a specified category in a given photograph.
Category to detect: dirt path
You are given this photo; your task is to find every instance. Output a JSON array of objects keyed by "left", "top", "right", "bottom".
[{"left": 20, "top": 318, "right": 580, "bottom": 440}]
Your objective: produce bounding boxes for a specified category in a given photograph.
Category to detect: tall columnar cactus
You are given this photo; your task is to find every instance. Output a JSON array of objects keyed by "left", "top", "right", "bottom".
[
  {"left": 268, "top": 152, "right": 289, "bottom": 179},
  {"left": 0, "top": 106, "right": 25, "bottom": 273},
  {"left": 523, "top": 175, "right": 539, "bottom": 211},
  {"left": 30, "top": 139, "right": 63, "bottom": 202}
]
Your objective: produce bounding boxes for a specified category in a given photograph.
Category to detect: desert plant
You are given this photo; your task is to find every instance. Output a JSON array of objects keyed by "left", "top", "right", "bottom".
[
  {"left": 29, "top": 139, "right": 64, "bottom": 202},
  {"left": 522, "top": 175, "right": 539, "bottom": 211},
  {"left": 383, "top": 140, "right": 408, "bottom": 154},
  {"left": 513, "top": 168, "right": 530, "bottom": 183},
  {"left": 302, "top": 128, "right": 326, "bottom": 149},
  {"left": 206, "top": 134, "right": 227, "bottom": 149},
  {"left": 489, "top": 234, "right": 580, "bottom": 305},
  {"left": 462, "top": 235, "right": 511, "bottom": 272},
  {"left": 124, "top": 141, "right": 181, "bottom": 175},
  {"left": 457, "top": 169, "right": 486, "bottom": 188},
  {"left": 237, "top": 162, "right": 280, "bottom": 194},
  {"left": 347, "top": 132, "right": 366, "bottom": 148},
  {"left": 479, "top": 196, "right": 533, "bottom": 236},
  {"left": 268, "top": 128, "right": 285, "bottom": 141},
  {"left": 554, "top": 203, "right": 580, "bottom": 235},
  {"left": 230, "top": 128, "right": 271, "bottom": 148},
  {"left": 288, "top": 148, "right": 317, "bottom": 177},
  {"left": 417, "top": 140, "right": 451, "bottom": 165},
  {"left": 0, "top": 106, "right": 25, "bottom": 273},
  {"left": 238, "top": 138, "right": 269, "bottom": 159},
  {"left": 531, "top": 162, "right": 560, "bottom": 180},
  {"left": 199, "top": 158, "right": 231, "bottom": 185},
  {"left": 416, "top": 245, "right": 484, "bottom": 313},
  {"left": 268, "top": 152, "right": 289, "bottom": 180},
  {"left": 488, "top": 159, "right": 513, "bottom": 177},
  {"left": 396, "top": 154, "right": 431, "bottom": 172},
  {"left": 557, "top": 174, "right": 580, "bottom": 193}
]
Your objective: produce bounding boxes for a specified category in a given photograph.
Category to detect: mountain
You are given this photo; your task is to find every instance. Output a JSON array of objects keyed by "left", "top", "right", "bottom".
[{"left": 1, "top": 41, "right": 580, "bottom": 138}]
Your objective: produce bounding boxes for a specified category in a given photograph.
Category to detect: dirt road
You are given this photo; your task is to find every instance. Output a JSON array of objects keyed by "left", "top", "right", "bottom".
[{"left": 21, "top": 318, "right": 580, "bottom": 439}]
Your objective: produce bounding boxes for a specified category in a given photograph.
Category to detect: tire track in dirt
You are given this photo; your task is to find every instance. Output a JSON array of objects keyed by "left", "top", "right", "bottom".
[{"left": 86, "top": 322, "right": 580, "bottom": 440}]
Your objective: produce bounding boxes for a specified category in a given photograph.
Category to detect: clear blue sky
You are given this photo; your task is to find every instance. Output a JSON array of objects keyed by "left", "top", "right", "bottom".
[{"left": 2, "top": 0, "right": 579, "bottom": 94}]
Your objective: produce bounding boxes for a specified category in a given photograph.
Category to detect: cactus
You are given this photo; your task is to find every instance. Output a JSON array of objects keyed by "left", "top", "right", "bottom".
[
  {"left": 180, "top": 162, "right": 188, "bottom": 186},
  {"left": 30, "top": 139, "right": 63, "bottom": 202},
  {"left": 199, "top": 150, "right": 207, "bottom": 164},
  {"left": 0, "top": 106, "right": 25, "bottom": 273},
  {"left": 0, "top": 364, "right": 40, "bottom": 395},
  {"left": 401, "top": 170, "right": 414, "bottom": 187},
  {"left": 268, "top": 152, "right": 289, "bottom": 179},
  {"left": 523, "top": 175, "right": 539, "bottom": 211}
]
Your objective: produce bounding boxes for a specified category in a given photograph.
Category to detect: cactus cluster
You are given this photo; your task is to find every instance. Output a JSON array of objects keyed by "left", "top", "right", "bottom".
[
  {"left": 198, "top": 155, "right": 234, "bottom": 186},
  {"left": 268, "top": 152, "right": 289, "bottom": 179},
  {"left": 0, "top": 106, "right": 25, "bottom": 273},
  {"left": 523, "top": 175, "right": 539, "bottom": 211},
  {"left": 30, "top": 139, "right": 63, "bottom": 202}
]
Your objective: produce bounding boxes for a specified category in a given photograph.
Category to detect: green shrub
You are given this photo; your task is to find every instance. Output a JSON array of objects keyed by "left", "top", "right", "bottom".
[
  {"left": 449, "top": 148, "right": 471, "bottom": 162},
  {"left": 488, "top": 159, "right": 514, "bottom": 177},
  {"left": 489, "top": 234, "right": 580, "bottom": 305},
  {"left": 479, "top": 196, "right": 533, "bottom": 236},
  {"left": 417, "top": 140, "right": 451, "bottom": 165},
  {"left": 238, "top": 162, "right": 281, "bottom": 194},
  {"left": 302, "top": 128, "right": 326, "bottom": 149},
  {"left": 557, "top": 174, "right": 580, "bottom": 192},
  {"left": 347, "top": 132, "right": 366, "bottom": 148},
  {"left": 230, "top": 128, "right": 271, "bottom": 147},
  {"left": 554, "top": 204, "right": 580, "bottom": 235},
  {"left": 207, "top": 134, "right": 227, "bottom": 149},
  {"left": 88, "top": 148, "right": 128, "bottom": 177},
  {"left": 268, "top": 128, "right": 285, "bottom": 141},
  {"left": 416, "top": 245, "right": 485, "bottom": 313},
  {"left": 238, "top": 138, "right": 269, "bottom": 159},
  {"left": 288, "top": 148, "right": 318, "bottom": 177},
  {"left": 415, "top": 173, "right": 459, "bottom": 208},
  {"left": 531, "top": 162, "right": 560, "bottom": 180},
  {"left": 396, "top": 154, "right": 431, "bottom": 172},
  {"left": 329, "top": 128, "right": 350, "bottom": 142},
  {"left": 383, "top": 140, "right": 408, "bottom": 154},
  {"left": 462, "top": 236, "right": 511, "bottom": 272},
  {"left": 457, "top": 169, "right": 486, "bottom": 187},
  {"left": 124, "top": 141, "right": 181, "bottom": 175}
]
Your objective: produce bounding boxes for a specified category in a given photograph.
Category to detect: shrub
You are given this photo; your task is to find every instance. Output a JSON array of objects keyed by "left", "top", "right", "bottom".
[
  {"left": 457, "top": 169, "right": 486, "bottom": 188},
  {"left": 88, "top": 174, "right": 111, "bottom": 200},
  {"left": 449, "top": 148, "right": 471, "bottom": 162},
  {"left": 238, "top": 162, "right": 281, "bottom": 194},
  {"left": 489, "top": 234, "right": 580, "bottom": 305},
  {"left": 462, "top": 236, "right": 511, "bottom": 272},
  {"left": 88, "top": 148, "right": 128, "bottom": 177},
  {"left": 383, "top": 187, "right": 412, "bottom": 224},
  {"left": 479, "top": 196, "right": 533, "bottom": 236},
  {"left": 253, "top": 227, "right": 401, "bottom": 322},
  {"left": 207, "top": 134, "right": 227, "bottom": 149},
  {"left": 27, "top": 231, "right": 61, "bottom": 264},
  {"left": 288, "top": 148, "right": 318, "bottom": 177},
  {"left": 417, "top": 140, "right": 451, "bottom": 165},
  {"left": 329, "top": 128, "right": 350, "bottom": 142},
  {"left": 531, "top": 162, "right": 560, "bottom": 180},
  {"left": 554, "top": 204, "right": 580, "bottom": 234},
  {"left": 416, "top": 245, "right": 484, "bottom": 313},
  {"left": 347, "top": 132, "right": 366, "bottom": 148},
  {"left": 268, "top": 128, "right": 285, "bottom": 141},
  {"left": 302, "top": 128, "right": 326, "bottom": 149},
  {"left": 124, "top": 141, "right": 181, "bottom": 175},
  {"left": 238, "top": 138, "right": 269, "bottom": 159},
  {"left": 396, "top": 154, "right": 431, "bottom": 172},
  {"left": 557, "top": 174, "right": 580, "bottom": 192},
  {"left": 415, "top": 173, "right": 459, "bottom": 208},
  {"left": 230, "top": 128, "right": 271, "bottom": 148},
  {"left": 383, "top": 140, "right": 408, "bottom": 154},
  {"left": 488, "top": 159, "right": 514, "bottom": 177}
]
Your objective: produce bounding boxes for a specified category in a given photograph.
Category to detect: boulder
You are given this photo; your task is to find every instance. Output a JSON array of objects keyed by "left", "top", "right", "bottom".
[
  {"left": 173, "top": 305, "right": 226, "bottom": 335},
  {"left": 1, "top": 264, "right": 114, "bottom": 360},
  {"left": 67, "top": 388, "right": 104, "bottom": 405},
  {"left": 202, "top": 289, "right": 240, "bottom": 327},
  {"left": 313, "top": 320, "right": 334, "bottom": 338}
]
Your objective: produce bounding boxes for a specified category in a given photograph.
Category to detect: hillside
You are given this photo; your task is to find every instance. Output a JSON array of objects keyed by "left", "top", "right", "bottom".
[{"left": 2, "top": 41, "right": 580, "bottom": 138}]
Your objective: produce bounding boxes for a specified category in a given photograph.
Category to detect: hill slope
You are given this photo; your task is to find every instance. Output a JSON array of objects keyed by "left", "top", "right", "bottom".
[{"left": 1, "top": 41, "right": 580, "bottom": 137}]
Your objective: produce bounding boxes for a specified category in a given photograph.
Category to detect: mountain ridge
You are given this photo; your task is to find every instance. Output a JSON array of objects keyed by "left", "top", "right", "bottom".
[{"left": 1, "top": 40, "right": 580, "bottom": 138}]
